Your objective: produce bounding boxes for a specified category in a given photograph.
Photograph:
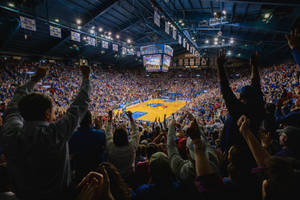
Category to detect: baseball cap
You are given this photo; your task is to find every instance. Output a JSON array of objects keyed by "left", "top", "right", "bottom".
[{"left": 276, "top": 126, "right": 300, "bottom": 137}]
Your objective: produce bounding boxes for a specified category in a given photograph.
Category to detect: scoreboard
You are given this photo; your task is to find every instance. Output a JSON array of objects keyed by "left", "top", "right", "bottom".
[{"left": 140, "top": 44, "right": 173, "bottom": 72}]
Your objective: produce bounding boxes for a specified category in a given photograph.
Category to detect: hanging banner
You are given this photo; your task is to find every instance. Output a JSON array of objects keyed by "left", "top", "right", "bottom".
[
  {"left": 20, "top": 16, "right": 36, "bottom": 31},
  {"left": 154, "top": 10, "right": 160, "bottom": 27},
  {"left": 102, "top": 40, "right": 109, "bottom": 49},
  {"left": 187, "top": 43, "right": 190, "bottom": 51},
  {"left": 112, "top": 44, "right": 118, "bottom": 51},
  {"left": 183, "top": 39, "right": 186, "bottom": 48},
  {"left": 190, "top": 46, "right": 193, "bottom": 53},
  {"left": 87, "top": 36, "right": 96, "bottom": 46},
  {"left": 71, "top": 31, "right": 80, "bottom": 42},
  {"left": 178, "top": 34, "right": 182, "bottom": 44},
  {"left": 172, "top": 28, "right": 176, "bottom": 40},
  {"left": 165, "top": 21, "right": 170, "bottom": 34},
  {"left": 49, "top": 26, "right": 61, "bottom": 38}
]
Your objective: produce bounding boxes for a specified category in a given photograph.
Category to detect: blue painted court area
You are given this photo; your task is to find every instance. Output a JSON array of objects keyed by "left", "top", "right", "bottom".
[
  {"left": 147, "top": 103, "right": 162, "bottom": 108},
  {"left": 164, "top": 99, "right": 175, "bottom": 102},
  {"left": 132, "top": 111, "right": 148, "bottom": 119}
]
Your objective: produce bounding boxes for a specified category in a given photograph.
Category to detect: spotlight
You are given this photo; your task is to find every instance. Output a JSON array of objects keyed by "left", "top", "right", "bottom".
[
  {"left": 8, "top": 2, "right": 15, "bottom": 7},
  {"left": 214, "top": 37, "right": 218, "bottom": 41},
  {"left": 92, "top": 26, "right": 95, "bottom": 29},
  {"left": 227, "top": 51, "right": 232, "bottom": 56},
  {"left": 78, "top": 26, "right": 82, "bottom": 30},
  {"left": 179, "top": 20, "right": 182, "bottom": 23},
  {"left": 54, "top": 18, "right": 59, "bottom": 23},
  {"left": 127, "top": 39, "right": 131, "bottom": 44},
  {"left": 214, "top": 41, "right": 218, "bottom": 45},
  {"left": 98, "top": 27, "right": 103, "bottom": 32},
  {"left": 116, "top": 34, "right": 120, "bottom": 39},
  {"left": 108, "top": 32, "right": 112, "bottom": 35},
  {"left": 205, "top": 40, "right": 209, "bottom": 44},
  {"left": 90, "top": 29, "right": 95, "bottom": 34},
  {"left": 264, "top": 13, "right": 271, "bottom": 19},
  {"left": 76, "top": 19, "right": 82, "bottom": 25},
  {"left": 222, "top": 10, "right": 226, "bottom": 15}
]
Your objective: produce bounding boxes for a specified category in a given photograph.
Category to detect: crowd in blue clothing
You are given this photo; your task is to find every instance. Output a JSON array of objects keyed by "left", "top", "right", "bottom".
[{"left": 0, "top": 31, "right": 300, "bottom": 200}]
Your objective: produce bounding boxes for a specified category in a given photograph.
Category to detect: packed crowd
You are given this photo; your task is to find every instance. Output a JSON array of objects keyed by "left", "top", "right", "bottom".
[{"left": 0, "top": 30, "right": 300, "bottom": 200}]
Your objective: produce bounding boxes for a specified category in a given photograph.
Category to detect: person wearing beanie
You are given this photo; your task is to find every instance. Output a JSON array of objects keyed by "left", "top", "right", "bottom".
[{"left": 134, "top": 152, "right": 181, "bottom": 200}]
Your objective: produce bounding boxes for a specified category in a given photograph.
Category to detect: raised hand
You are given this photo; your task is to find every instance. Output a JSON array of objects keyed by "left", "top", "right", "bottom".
[
  {"left": 286, "top": 29, "right": 300, "bottom": 50},
  {"left": 186, "top": 119, "right": 202, "bottom": 140},
  {"left": 250, "top": 51, "right": 259, "bottom": 66},
  {"left": 126, "top": 110, "right": 133, "bottom": 121},
  {"left": 237, "top": 115, "right": 251, "bottom": 134},
  {"left": 186, "top": 111, "right": 195, "bottom": 121},
  {"left": 217, "top": 50, "right": 226, "bottom": 67},
  {"left": 80, "top": 65, "right": 91, "bottom": 79},
  {"left": 32, "top": 66, "right": 49, "bottom": 82},
  {"left": 108, "top": 111, "right": 113, "bottom": 122}
]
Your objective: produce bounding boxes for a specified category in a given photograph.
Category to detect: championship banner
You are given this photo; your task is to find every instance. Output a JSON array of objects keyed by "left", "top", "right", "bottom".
[
  {"left": 71, "top": 31, "right": 80, "bottom": 42},
  {"left": 87, "top": 37, "right": 96, "bottom": 46},
  {"left": 190, "top": 46, "right": 193, "bottom": 53},
  {"left": 102, "top": 40, "right": 109, "bottom": 49},
  {"left": 165, "top": 21, "right": 170, "bottom": 34},
  {"left": 178, "top": 34, "right": 182, "bottom": 44},
  {"left": 183, "top": 39, "right": 186, "bottom": 48},
  {"left": 187, "top": 43, "right": 190, "bottom": 51},
  {"left": 154, "top": 10, "right": 160, "bottom": 27},
  {"left": 112, "top": 44, "right": 118, "bottom": 51},
  {"left": 172, "top": 28, "right": 176, "bottom": 40},
  {"left": 20, "top": 16, "right": 36, "bottom": 31},
  {"left": 49, "top": 26, "right": 61, "bottom": 38}
]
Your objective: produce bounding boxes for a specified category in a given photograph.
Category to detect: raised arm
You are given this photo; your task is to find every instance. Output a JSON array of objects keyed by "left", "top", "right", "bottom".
[
  {"left": 2, "top": 67, "right": 48, "bottom": 131},
  {"left": 49, "top": 65, "right": 91, "bottom": 142},
  {"left": 250, "top": 52, "right": 262, "bottom": 91},
  {"left": 286, "top": 29, "right": 300, "bottom": 69},
  {"left": 127, "top": 111, "right": 139, "bottom": 150},
  {"left": 217, "top": 50, "right": 241, "bottom": 117},
  {"left": 167, "top": 119, "right": 188, "bottom": 178},
  {"left": 237, "top": 115, "right": 271, "bottom": 167},
  {"left": 105, "top": 111, "right": 113, "bottom": 146}
]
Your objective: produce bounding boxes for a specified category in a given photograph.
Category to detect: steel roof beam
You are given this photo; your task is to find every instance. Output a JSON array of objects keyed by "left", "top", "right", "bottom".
[
  {"left": 45, "top": 0, "right": 119, "bottom": 54},
  {"left": 210, "top": 0, "right": 300, "bottom": 7}
]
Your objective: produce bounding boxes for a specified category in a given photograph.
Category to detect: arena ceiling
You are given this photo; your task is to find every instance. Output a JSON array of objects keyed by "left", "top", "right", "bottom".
[{"left": 0, "top": 0, "right": 300, "bottom": 66}]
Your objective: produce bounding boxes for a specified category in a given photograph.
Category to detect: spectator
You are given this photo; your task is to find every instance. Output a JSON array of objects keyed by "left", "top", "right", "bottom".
[
  {"left": 69, "top": 110, "right": 106, "bottom": 183},
  {"left": 0, "top": 66, "right": 91, "bottom": 199},
  {"left": 105, "top": 110, "right": 139, "bottom": 186},
  {"left": 134, "top": 152, "right": 181, "bottom": 200}
]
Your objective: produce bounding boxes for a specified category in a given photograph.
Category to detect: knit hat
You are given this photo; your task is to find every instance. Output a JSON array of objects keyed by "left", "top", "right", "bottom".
[{"left": 150, "top": 152, "right": 169, "bottom": 167}]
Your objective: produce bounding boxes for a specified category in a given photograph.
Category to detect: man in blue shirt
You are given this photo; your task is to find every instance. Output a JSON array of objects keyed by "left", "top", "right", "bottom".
[{"left": 69, "top": 110, "right": 106, "bottom": 183}]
